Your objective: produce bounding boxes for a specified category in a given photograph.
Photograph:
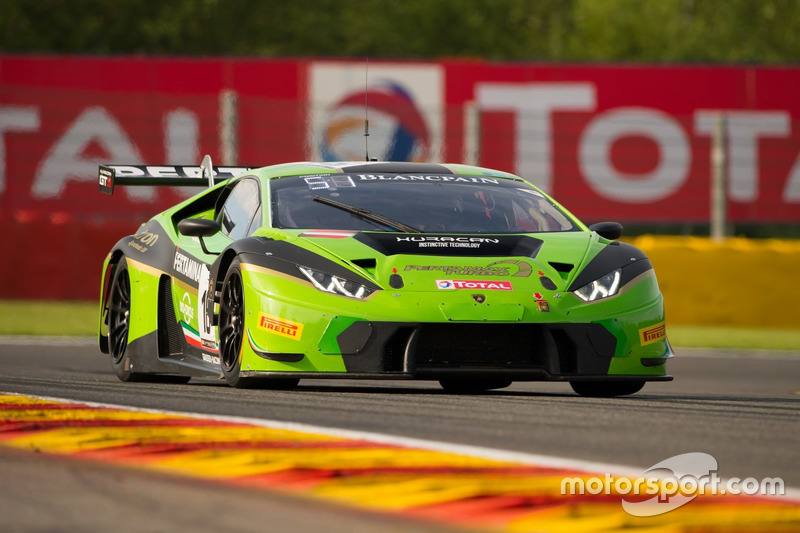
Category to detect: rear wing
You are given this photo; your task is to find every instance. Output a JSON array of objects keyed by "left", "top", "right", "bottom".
[{"left": 99, "top": 155, "right": 256, "bottom": 195}]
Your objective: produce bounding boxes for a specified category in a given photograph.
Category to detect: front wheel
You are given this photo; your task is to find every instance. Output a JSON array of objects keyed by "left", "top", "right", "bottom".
[
  {"left": 219, "top": 258, "right": 250, "bottom": 387},
  {"left": 218, "top": 258, "right": 298, "bottom": 390},
  {"left": 570, "top": 380, "right": 645, "bottom": 397}
]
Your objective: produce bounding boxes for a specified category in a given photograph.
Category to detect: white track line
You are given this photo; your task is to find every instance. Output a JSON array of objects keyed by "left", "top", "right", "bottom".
[{"left": 3, "top": 390, "right": 799, "bottom": 502}]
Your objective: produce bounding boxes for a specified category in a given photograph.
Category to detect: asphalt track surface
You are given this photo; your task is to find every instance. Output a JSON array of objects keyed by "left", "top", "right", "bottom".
[{"left": 0, "top": 337, "right": 798, "bottom": 532}]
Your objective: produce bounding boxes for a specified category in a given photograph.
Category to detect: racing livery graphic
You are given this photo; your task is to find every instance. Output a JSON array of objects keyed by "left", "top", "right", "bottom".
[{"left": 97, "top": 158, "right": 673, "bottom": 396}]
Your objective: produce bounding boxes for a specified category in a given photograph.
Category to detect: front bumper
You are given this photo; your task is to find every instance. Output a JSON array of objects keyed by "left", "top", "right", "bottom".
[
  {"left": 331, "top": 320, "right": 671, "bottom": 381},
  {"left": 244, "top": 318, "right": 673, "bottom": 382},
  {"left": 239, "top": 262, "right": 673, "bottom": 381}
]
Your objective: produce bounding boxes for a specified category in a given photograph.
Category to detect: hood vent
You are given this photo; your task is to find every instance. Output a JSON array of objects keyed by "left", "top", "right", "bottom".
[
  {"left": 351, "top": 258, "right": 377, "bottom": 269},
  {"left": 549, "top": 262, "right": 574, "bottom": 281},
  {"left": 549, "top": 262, "right": 574, "bottom": 274}
]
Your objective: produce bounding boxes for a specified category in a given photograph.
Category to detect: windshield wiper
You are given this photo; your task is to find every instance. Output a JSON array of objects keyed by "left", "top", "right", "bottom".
[{"left": 312, "top": 195, "right": 424, "bottom": 234}]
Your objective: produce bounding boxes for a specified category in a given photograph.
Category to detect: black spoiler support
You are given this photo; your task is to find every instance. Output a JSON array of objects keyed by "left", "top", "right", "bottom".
[{"left": 98, "top": 155, "right": 255, "bottom": 195}]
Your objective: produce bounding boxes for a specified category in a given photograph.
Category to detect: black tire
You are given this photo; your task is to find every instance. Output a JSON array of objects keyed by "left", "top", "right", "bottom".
[
  {"left": 108, "top": 257, "right": 137, "bottom": 382},
  {"left": 570, "top": 380, "right": 645, "bottom": 397},
  {"left": 219, "top": 258, "right": 248, "bottom": 387},
  {"left": 218, "top": 258, "right": 298, "bottom": 390},
  {"left": 108, "top": 257, "right": 192, "bottom": 384},
  {"left": 439, "top": 378, "right": 512, "bottom": 394}
]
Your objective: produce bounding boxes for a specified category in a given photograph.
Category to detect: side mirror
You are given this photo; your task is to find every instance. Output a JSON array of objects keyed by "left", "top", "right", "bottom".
[
  {"left": 178, "top": 218, "right": 220, "bottom": 237},
  {"left": 177, "top": 218, "right": 221, "bottom": 255},
  {"left": 589, "top": 221, "right": 623, "bottom": 240}
]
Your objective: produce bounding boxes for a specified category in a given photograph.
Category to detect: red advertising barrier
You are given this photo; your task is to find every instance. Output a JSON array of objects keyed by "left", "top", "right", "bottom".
[
  {"left": 443, "top": 62, "right": 800, "bottom": 223},
  {"left": 1, "top": 56, "right": 306, "bottom": 299},
  {"left": 2, "top": 55, "right": 799, "bottom": 299}
]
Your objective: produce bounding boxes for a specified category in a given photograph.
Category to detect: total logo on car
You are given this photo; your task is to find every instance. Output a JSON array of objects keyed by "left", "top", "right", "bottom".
[{"left": 436, "top": 280, "right": 513, "bottom": 291}]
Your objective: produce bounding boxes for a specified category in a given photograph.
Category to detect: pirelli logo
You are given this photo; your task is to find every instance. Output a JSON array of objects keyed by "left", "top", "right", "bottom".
[
  {"left": 639, "top": 321, "right": 666, "bottom": 346},
  {"left": 258, "top": 313, "right": 304, "bottom": 341}
]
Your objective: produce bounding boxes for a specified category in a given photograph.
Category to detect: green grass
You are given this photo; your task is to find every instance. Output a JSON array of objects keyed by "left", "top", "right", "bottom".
[
  {"left": 0, "top": 300, "right": 97, "bottom": 336},
  {"left": 0, "top": 300, "right": 798, "bottom": 352}
]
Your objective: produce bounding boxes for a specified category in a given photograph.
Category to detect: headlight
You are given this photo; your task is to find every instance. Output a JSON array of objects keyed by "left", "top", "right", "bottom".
[
  {"left": 573, "top": 269, "right": 621, "bottom": 302},
  {"left": 297, "top": 266, "right": 375, "bottom": 299}
]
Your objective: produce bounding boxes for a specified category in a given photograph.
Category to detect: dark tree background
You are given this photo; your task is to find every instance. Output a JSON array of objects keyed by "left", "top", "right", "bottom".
[{"left": 2, "top": 0, "right": 799, "bottom": 62}]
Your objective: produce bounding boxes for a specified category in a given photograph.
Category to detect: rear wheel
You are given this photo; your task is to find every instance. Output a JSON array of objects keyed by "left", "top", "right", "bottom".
[
  {"left": 218, "top": 258, "right": 298, "bottom": 390},
  {"left": 108, "top": 257, "right": 136, "bottom": 381},
  {"left": 439, "top": 378, "right": 512, "bottom": 394},
  {"left": 108, "top": 257, "right": 191, "bottom": 384},
  {"left": 570, "top": 380, "right": 645, "bottom": 397}
]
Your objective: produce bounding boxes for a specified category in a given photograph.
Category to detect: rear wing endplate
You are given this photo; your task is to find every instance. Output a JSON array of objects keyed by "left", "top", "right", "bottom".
[{"left": 99, "top": 155, "right": 256, "bottom": 195}]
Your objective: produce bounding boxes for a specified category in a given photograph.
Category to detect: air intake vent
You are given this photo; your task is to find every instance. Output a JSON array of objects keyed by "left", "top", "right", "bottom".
[
  {"left": 548, "top": 262, "right": 574, "bottom": 274},
  {"left": 413, "top": 324, "right": 554, "bottom": 368},
  {"left": 351, "top": 258, "right": 377, "bottom": 269},
  {"left": 158, "top": 277, "right": 184, "bottom": 358}
]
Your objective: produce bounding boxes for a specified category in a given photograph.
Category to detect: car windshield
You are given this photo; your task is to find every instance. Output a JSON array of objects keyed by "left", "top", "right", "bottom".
[{"left": 270, "top": 173, "right": 577, "bottom": 234}]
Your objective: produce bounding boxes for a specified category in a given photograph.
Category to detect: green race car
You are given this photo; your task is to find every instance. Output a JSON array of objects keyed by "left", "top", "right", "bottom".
[{"left": 98, "top": 158, "right": 673, "bottom": 396}]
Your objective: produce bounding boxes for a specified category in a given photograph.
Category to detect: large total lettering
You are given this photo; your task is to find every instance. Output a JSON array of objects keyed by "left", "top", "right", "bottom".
[
  {"left": 476, "top": 82, "right": 798, "bottom": 206},
  {"left": 3, "top": 92, "right": 797, "bottom": 215},
  {"left": 0, "top": 106, "right": 40, "bottom": 196},
  {"left": 30, "top": 106, "right": 201, "bottom": 202},
  {"left": 580, "top": 108, "right": 690, "bottom": 203}
]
